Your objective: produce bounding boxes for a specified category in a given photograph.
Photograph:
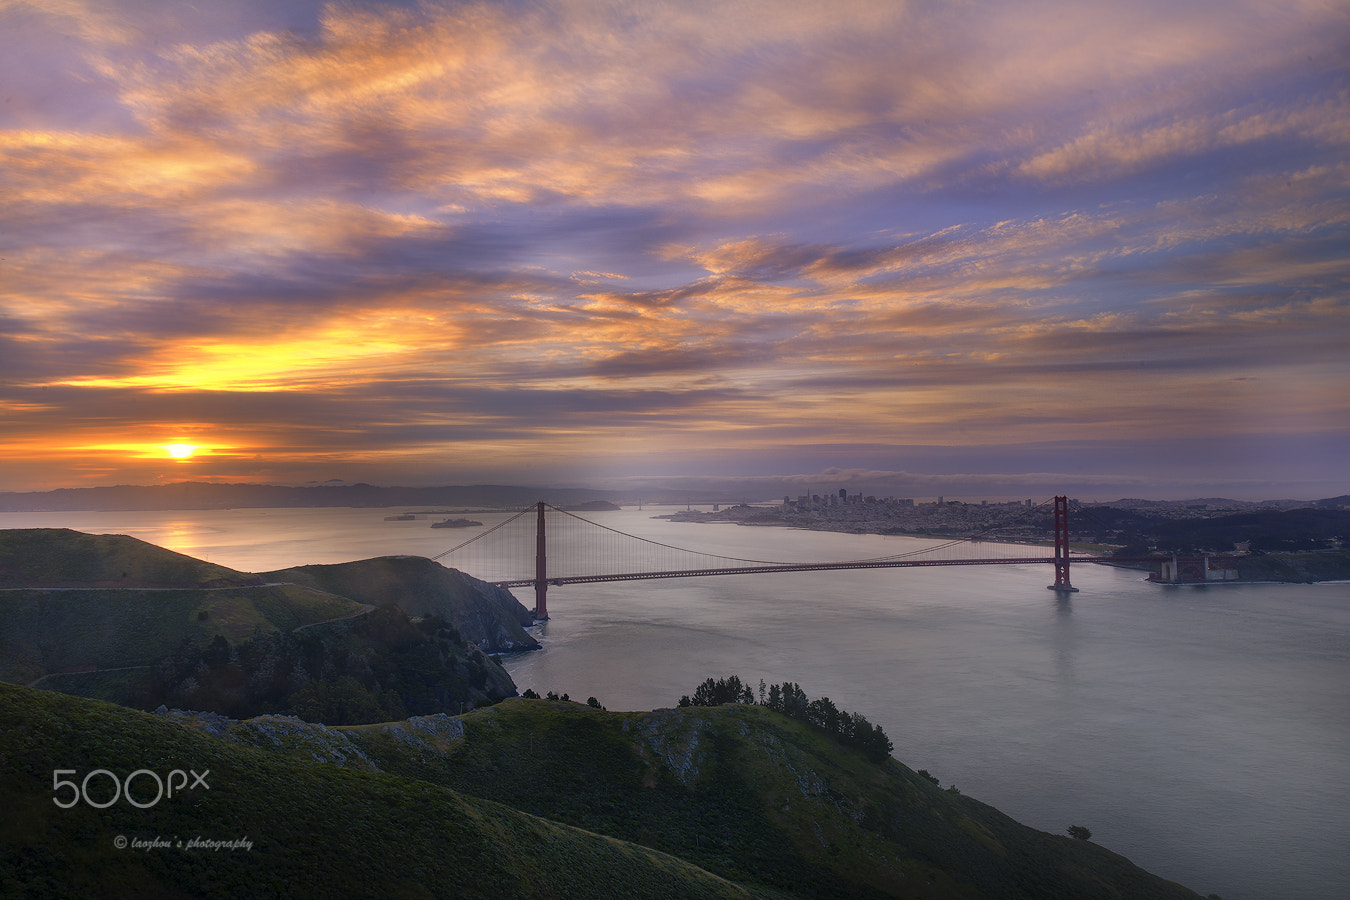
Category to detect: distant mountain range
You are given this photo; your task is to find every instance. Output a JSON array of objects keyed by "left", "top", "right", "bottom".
[
  {"left": 0, "top": 481, "right": 626, "bottom": 512},
  {"left": 3, "top": 481, "right": 1346, "bottom": 513},
  {"left": 1101, "top": 496, "right": 1349, "bottom": 510}
]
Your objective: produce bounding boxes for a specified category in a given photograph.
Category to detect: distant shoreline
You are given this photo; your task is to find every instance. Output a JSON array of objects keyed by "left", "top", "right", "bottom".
[
  {"left": 0, "top": 482, "right": 625, "bottom": 513},
  {"left": 663, "top": 509, "right": 1350, "bottom": 584}
]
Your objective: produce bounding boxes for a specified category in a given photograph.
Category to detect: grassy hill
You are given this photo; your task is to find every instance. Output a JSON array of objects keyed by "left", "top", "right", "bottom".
[
  {"left": 0, "top": 530, "right": 524, "bottom": 721},
  {"left": 0, "top": 532, "right": 537, "bottom": 689},
  {"left": 0, "top": 528, "right": 259, "bottom": 588},
  {"left": 0, "top": 582, "right": 366, "bottom": 686},
  {"left": 1233, "top": 549, "right": 1350, "bottom": 583},
  {"left": 0, "top": 528, "right": 373, "bottom": 685},
  {"left": 0, "top": 683, "right": 762, "bottom": 900},
  {"left": 162, "top": 696, "right": 1203, "bottom": 900},
  {"left": 0, "top": 683, "right": 1205, "bottom": 899},
  {"left": 262, "top": 555, "right": 539, "bottom": 653},
  {"left": 1080, "top": 506, "right": 1350, "bottom": 556},
  {"left": 135, "top": 603, "right": 519, "bottom": 723}
]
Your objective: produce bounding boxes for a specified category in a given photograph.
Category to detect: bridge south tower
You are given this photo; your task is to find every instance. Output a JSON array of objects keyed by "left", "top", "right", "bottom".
[
  {"left": 534, "top": 500, "right": 549, "bottom": 619},
  {"left": 1048, "top": 495, "right": 1078, "bottom": 592}
]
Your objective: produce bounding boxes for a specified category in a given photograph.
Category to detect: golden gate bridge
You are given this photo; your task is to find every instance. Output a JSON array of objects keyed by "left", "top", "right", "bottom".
[{"left": 433, "top": 496, "right": 1176, "bottom": 619}]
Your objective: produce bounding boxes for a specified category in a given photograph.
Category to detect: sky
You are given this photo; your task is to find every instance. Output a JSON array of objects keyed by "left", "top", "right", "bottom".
[{"left": 1, "top": 0, "right": 1348, "bottom": 502}]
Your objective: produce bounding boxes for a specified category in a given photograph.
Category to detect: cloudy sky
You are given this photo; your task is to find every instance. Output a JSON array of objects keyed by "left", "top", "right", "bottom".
[{"left": 2, "top": 0, "right": 1347, "bottom": 500}]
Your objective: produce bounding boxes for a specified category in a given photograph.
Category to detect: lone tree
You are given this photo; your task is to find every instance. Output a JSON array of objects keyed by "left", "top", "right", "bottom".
[{"left": 1067, "top": 825, "right": 1093, "bottom": 841}]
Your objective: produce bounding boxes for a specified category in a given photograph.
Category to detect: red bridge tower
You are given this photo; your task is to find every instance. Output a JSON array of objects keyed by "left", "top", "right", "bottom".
[
  {"left": 534, "top": 501, "right": 549, "bottom": 619},
  {"left": 1049, "top": 495, "right": 1078, "bottom": 592}
]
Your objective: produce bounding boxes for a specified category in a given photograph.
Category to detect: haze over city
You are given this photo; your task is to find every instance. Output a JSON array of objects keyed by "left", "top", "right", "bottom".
[{"left": 2, "top": 0, "right": 1347, "bottom": 501}]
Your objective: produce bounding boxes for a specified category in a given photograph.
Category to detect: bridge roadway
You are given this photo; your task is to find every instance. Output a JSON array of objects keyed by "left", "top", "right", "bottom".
[
  {"left": 495, "top": 555, "right": 1156, "bottom": 588},
  {"left": 464, "top": 499, "right": 1226, "bottom": 618}
]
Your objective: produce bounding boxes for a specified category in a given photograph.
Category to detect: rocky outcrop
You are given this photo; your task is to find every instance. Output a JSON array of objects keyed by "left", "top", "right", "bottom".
[{"left": 159, "top": 707, "right": 467, "bottom": 771}]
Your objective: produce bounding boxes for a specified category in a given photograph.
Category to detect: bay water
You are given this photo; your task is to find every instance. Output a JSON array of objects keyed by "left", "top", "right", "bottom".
[{"left": 4, "top": 505, "right": 1347, "bottom": 900}]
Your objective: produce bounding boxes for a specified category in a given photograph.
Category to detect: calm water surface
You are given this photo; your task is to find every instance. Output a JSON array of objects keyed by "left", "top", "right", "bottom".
[{"left": 4, "top": 506, "right": 1348, "bottom": 900}]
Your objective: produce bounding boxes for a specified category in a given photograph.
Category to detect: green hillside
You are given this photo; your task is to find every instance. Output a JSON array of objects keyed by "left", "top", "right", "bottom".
[
  {"left": 1234, "top": 549, "right": 1350, "bottom": 583},
  {"left": 135, "top": 604, "right": 518, "bottom": 722},
  {"left": 0, "top": 527, "right": 372, "bottom": 684},
  {"left": 0, "top": 528, "right": 258, "bottom": 588},
  {"left": 166, "top": 696, "right": 1203, "bottom": 900},
  {"left": 0, "top": 529, "right": 521, "bottom": 724},
  {"left": 262, "top": 555, "right": 539, "bottom": 653},
  {"left": 0, "top": 583, "right": 366, "bottom": 686},
  {"left": 0, "top": 683, "right": 764, "bottom": 900}
]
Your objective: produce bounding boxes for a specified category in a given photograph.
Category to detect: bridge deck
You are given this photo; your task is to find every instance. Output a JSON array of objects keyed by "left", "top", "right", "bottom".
[{"left": 496, "top": 555, "right": 1170, "bottom": 587}]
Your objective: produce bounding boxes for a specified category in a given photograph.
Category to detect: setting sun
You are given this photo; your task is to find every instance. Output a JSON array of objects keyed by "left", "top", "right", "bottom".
[{"left": 164, "top": 444, "right": 199, "bottom": 459}]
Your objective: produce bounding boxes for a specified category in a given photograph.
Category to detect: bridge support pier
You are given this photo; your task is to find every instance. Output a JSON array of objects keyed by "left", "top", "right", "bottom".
[
  {"left": 534, "top": 501, "right": 549, "bottom": 619},
  {"left": 1048, "top": 495, "right": 1078, "bottom": 592}
]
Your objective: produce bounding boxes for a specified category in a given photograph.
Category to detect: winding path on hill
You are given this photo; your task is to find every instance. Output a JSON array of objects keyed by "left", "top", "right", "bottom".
[{"left": 27, "top": 664, "right": 150, "bottom": 690}]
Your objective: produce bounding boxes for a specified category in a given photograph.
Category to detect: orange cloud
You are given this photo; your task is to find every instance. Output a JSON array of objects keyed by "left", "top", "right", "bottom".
[{"left": 0, "top": 0, "right": 1346, "bottom": 494}]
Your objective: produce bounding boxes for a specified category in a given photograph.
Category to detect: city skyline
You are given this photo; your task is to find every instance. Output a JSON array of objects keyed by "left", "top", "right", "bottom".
[{"left": 2, "top": 0, "right": 1347, "bottom": 501}]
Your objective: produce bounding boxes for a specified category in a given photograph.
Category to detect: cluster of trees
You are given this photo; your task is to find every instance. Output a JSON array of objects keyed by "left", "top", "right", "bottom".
[
  {"left": 678, "top": 674, "right": 754, "bottom": 706},
  {"left": 678, "top": 676, "right": 893, "bottom": 763},
  {"left": 519, "top": 688, "right": 605, "bottom": 709},
  {"left": 144, "top": 604, "right": 509, "bottom": 724}
]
